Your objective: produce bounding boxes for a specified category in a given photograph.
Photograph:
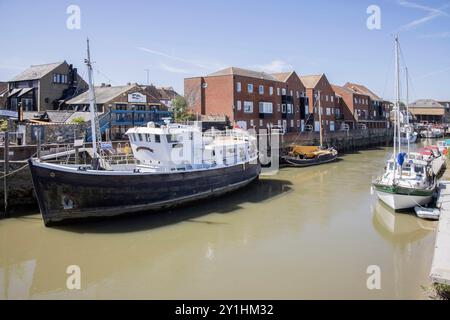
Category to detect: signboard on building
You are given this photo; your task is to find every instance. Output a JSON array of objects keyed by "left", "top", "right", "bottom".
[{"left": 128, "top": 92, "right": 147, "bottom": 103}]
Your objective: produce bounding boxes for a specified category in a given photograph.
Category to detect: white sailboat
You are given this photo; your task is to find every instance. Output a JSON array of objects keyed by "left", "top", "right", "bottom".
[{"left": 372, "top": 36, "right": 436, "bottom": 210}]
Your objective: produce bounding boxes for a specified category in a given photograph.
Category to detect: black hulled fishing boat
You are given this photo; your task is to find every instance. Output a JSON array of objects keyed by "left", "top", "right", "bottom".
[{"left": 28, "top": 40, "right": 261, "bottom": 226}]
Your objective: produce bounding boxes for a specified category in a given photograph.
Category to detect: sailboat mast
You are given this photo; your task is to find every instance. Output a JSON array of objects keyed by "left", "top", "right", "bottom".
[
  {"left": 85, "top": 38, "right": 98, "bottom": 158},
  {"left": 395, "top": 36, "right": 402, "bottom": 154},
  {"left": 405, "top": 66, "right": 410, "bottom": 155},
  {"left": 318, "top": 90, "right": 323, "bottom": 148}
]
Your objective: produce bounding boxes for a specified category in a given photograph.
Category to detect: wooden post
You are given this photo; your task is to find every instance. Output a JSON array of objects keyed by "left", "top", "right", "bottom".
[
  {"left": 3, "top": 131, "right": 9, "bottom": 217},
  {"left": 36, "top": 127, "right": 41, "bottom": 159},
  {"left": 75, "top": 146, "right": 80, "bottom": 164}
]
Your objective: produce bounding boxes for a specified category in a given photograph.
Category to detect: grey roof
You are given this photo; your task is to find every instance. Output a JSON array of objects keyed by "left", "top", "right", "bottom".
[
  {"left": 11, "top": 62, "right": 64, "bottom": 81},
  {"left": 208, "top": 67, "right": 280, "bottom": 81},
  {"left": 66, "top": 85, "right": 136, "bottom": 105},
  {"left": 65, "top": 111, "right": 97, "bottom": 124},
  {"left": 409, "top": 99, "right": 445, "bottom": 109}
]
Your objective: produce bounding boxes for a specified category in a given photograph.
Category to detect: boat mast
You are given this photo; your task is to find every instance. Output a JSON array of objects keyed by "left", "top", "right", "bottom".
[
  {"left": 396, "top": 37, "right": 402, "bottom": 155},
  {"left": 318, "top": 90, "right": 323, "bottom": 148},
  {"left": 393, "top": 35, "right": 401, "bottom": 176},
  {"left": 405, "top": 66, "right": 410, "bottom": 155},
  {"left": 85, "top": 38, "right": 99, "bottom": 159}
]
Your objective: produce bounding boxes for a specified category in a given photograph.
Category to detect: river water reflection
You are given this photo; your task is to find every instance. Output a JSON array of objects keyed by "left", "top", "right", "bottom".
[{"left": 0, "top": 144, "right": 439, "bottom": 299}]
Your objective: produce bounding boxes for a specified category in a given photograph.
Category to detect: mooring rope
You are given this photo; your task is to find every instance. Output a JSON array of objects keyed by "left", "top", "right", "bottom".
[{"left": 0, "top": 164, "right": 29, "bottom": 179}]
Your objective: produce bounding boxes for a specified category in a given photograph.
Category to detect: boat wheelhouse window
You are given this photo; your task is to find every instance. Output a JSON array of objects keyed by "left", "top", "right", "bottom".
[
  {"left": 138, "top": 134, "right": 143, "bottom": 141},
  {"left": 414, "top": 166, "right": 425, "bottom": 174},
  {"left": 155, "top": 134, "right": 160, "bottom": 143},
  {"left": 402, "top": 163, "right": 411, "bottom": 172},
  {"left": 172, "top": 143, "right": 183, "bottom": 149},
  {"left": 145, "top": 134, "right": 151, "bottom": 142},
  {"left": 167, "top": 134, "right": 179, "bottom": 143}
]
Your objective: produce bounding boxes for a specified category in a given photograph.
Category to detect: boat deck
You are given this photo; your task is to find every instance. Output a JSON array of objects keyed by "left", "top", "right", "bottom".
[{"left": 430, "top": 181, "right": 450, "bottom": 285}]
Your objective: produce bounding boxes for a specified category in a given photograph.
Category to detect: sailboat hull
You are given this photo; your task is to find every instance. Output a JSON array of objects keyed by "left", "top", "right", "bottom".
[
  {"left": 373, "top": 187, "right": 433, "bottom": 210},
  {"left": 28, "top": 159, "right": 261, "bottom": 226}
]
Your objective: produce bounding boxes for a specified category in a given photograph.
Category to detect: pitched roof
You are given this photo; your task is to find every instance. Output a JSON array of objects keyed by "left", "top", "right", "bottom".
[
  {"left": 299, "top": 74, "right": 323, "bottom": 89},
  {"left": 270, "top": 72, "right": 294, "bottom": 82},
  {"left": 331, "top": 84, "right": 353, "bottom": 95},
  {"left": 0, "top": 82, "right": 7, "bottom": 94},
  {"left": 208, "top": 67, "right": 279, "bottom": 81},
  {"left": 66, "top": 85, "right": 136, "bottom": 104},
  {"left": 11, "top": 62, "right": 64, "bottom": 81},
  {"left": 157, "top": 87, "right": 180, "bottom": 100},
  {"left": 408, "top": 99, "right": 445, "bottom": 109},
  {"left": 344, "top": 82, "right": 381, "bottom": 100}
]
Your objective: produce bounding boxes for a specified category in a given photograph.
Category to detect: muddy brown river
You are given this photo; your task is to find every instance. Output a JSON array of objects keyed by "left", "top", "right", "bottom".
[{"left": 0, "top": 143, "right": 439, "bottom": 299}]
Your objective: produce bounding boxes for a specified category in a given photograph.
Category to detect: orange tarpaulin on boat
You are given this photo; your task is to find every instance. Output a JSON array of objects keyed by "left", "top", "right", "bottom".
[{"left": 289, "top": 145, "right": 321, "bottom": 158}]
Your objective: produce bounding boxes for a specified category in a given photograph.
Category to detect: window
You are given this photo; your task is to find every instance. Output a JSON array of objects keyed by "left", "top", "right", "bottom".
[
  {"left": 290, "top": 120, "right": 294, "bottom": 127},
  {"left": 354, "top": 97, "right": 357, "bottom": 104},
  {"left": 237, "top": 100, "right": 242, "bottom": 111},
  {"left": 259, "top": 85, "right": 264, "bottom": 95},
  {"left": 259, "top": 102, "right": 273, "bottom": 114},
  {"left": 287, "top": 104, "right": 293, "bottom": 114},
  {"left": 331, "top": 96, "right": 334, "bottom": 102},
  {"left": 259, "top": 119, "right": 263, "bottom": 126},
  {"left": 269, "top": 87, "right": 274, "bottom": 95},
  {"left": 53, "top": 73, "right": 67, "bottom": 84},
  {"left": 244, "top": 101, "right": 253, "bottom": 113},
  {"left": 282, "top": 88, "right": 286, "bottom": 95},
  {"left": 277, "top": 104, "right": 280, "bottom": 112},
  {"left": 325, "top": 95, "right": 329, "bottom": 102},
  {"left": 247, "top": 84, "right": 253, "bottom": 93},
  {"left": 296, "top": 91, "right": 299, "bottom": 98},
  {"left": 22, "top": 98, "right": 34, "bottom": 111},
  {"left": 236, "top": 82, "right": 241, "bottom": 92},
  {"left": 326, "top": 108, "right": 331, "bottom": 116},
  {"left": 277, "top": 88, "right": 280, "bottom": 95},
  {"left": 290, "top": 90, "right": 293, "bottom": 97},
  {"left": 282, "top": 104, "right": 286, "bottom": 113},
  {"left": 250, "top": 119, "right": 254, "bottom": 127}
]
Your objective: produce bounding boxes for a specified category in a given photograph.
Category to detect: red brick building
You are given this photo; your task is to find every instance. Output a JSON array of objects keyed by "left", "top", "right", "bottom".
[
  {"left": 344, "top": 82, "right": 390, "bottom": 128},
  {"left": 184, "top": 67, "right": 308, "bottom": 132},
  {"left": 299, "top": 74, "right": 340, "bottom": 132}
]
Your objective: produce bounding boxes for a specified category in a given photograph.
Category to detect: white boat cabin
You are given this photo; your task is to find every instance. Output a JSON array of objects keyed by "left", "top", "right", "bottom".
[{"left": 125, "top": 122, "right": 258, "bottom": 172}]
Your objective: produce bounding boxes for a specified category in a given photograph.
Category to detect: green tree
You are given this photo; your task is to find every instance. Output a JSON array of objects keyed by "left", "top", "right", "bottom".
[
  {"left": 0, "top": 119, "right": 8, "bottom": 132},
  {"left": 71, "top": 117, "right": 85, "bottom": 124},
  {"left": 172, "top": 96, "right": 193, "bottom": 122}
]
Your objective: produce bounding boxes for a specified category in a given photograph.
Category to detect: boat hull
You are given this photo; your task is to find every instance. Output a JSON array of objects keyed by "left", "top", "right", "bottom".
[
  {"left": 28, "top": 159, "right": 261, "bottom": 226},
  {"left": 282, "top": 152, "right": 338, "bottom": 167},
  {"left": 373, "top": 185, "right": 433, "bottom": 210}
]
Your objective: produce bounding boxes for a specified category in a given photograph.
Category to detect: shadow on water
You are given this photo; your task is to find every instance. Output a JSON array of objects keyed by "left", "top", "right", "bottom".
[{"left": 54, "top": 178, "right": 293, "bottom": 234}]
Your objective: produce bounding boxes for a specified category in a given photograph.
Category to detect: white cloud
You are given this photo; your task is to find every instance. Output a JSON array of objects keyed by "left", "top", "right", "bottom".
[
  {"left": 419, "top": 31, "right": 450, "bottom": 38},
  {"left": 397, "top": 0, "right": 450, "bottom": 31},
  {"left": 159, "top": 63, "right": 191, "bottom": 74},
  {"left": 414, "top": 66, "right": 450, "bottom": 80},
  {"left": 252, "top": 60, "right": 293, "bottom": 73},
  {"left": 136, "top": 47, "right": 225, "bottom": 71}
]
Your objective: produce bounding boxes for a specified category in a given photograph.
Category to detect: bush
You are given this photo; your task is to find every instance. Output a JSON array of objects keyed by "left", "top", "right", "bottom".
[{"left": 71, "top": 117, "right": 85, "bottom": 124}]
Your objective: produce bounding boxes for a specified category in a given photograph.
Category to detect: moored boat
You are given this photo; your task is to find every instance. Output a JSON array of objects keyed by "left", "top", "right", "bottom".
[
  {"left": 372, "top": 36, "right": 436, "bottom": 211},
  {"left": 282, "top": 145, "right": 338, "bottom": 167},
  {"left": 28, "top": 40, "right": 261, "bottom": 226},
  {"left": 372, "top": 158, "right": 436, "bottom": 210}
]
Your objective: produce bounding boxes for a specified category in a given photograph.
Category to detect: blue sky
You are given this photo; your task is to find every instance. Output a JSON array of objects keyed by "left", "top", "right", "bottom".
[{"left": 0, "top": 0, "right": 449, "bottom": 101}]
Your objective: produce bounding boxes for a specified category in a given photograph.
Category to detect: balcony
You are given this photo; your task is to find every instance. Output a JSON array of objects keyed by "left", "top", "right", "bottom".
[{"left": 110, "top": 110, "right": 172, "bottom": 126}]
